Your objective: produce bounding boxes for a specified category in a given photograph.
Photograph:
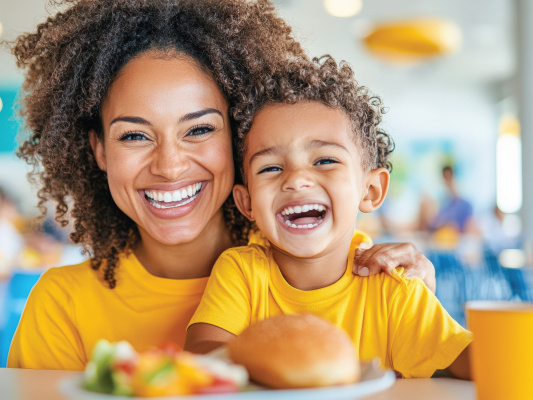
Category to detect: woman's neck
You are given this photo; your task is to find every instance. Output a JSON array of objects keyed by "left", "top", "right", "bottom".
[
  {"left": 134, "top": 212, "right": 233, "bottom": 280},
  {"left": 271, "top": 232, "right": 353, "bottom": 291}
]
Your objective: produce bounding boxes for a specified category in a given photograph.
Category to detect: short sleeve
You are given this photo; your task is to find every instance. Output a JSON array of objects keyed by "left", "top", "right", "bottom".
[
  {"left": 187, "top": 250, "right": 252, "bottom": 335},
  {"left": 388, "top": 279, "right": 473, "bottom": 378},
  {"left": 7, "top": 269, "right": 86, "bottom": 370}
]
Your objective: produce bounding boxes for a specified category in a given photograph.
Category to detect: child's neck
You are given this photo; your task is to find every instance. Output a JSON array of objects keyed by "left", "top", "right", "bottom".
[{"left": 270, "top": 232, "right": 354, "bottom": 291}]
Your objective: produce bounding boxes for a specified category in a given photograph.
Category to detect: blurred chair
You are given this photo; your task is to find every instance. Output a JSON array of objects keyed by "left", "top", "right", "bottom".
[
  {"left": 0, "top": 270, "right": 43, "bottom": 367},
  {"left": 427, "top": 251, "right": 467, "bottom": 326},
  {"left": 484, "top": 250, "right": 532, "bottom": 302}
]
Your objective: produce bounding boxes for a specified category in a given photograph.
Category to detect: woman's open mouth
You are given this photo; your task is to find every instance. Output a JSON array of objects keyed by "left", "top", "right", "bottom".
[
  {"left": 144, "top": 182, "right": 202, "bottom": 209},
  {"left": 278, "top": 203, "right": 327, "bottom": 229}
]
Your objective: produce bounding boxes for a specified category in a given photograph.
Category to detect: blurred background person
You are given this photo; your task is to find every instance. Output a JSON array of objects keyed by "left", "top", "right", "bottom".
[{"left": 0, "top": 188, "right": 24, "bottom": 278}]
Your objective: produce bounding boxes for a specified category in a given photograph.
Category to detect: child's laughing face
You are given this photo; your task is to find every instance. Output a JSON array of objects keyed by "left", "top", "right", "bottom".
[{"left": 234, "top": 101, "right": 383, "bottom": 259}]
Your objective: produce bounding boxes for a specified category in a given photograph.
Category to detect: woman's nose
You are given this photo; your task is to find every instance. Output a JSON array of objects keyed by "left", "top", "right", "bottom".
[
  {"left": 281, "top": 167, "right": 314, "bottom": 191},
  {"left": 150, "top": 142, "right": 190, "bottom": 180}
]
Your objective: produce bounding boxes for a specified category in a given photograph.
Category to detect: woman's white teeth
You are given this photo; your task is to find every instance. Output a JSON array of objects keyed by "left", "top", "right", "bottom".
[
  {"left": 144, "top": 182, "right": 202, "bottom": 205},
  {"left": 280, "top": 204, "right": 326, "bottom": 216}
]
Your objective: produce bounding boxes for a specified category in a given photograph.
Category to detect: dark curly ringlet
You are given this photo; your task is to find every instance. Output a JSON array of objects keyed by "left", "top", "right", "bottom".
[
  {"left": 9, "top": 0, "right": 307, "bottom": 288},
  {"left": 233, "top": 55, "right": 394, "bottom": 184}
]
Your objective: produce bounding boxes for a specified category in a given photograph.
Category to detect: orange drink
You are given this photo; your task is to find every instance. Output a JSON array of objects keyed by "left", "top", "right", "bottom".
[{"left": 466, "top": 301, "right": 533, "bottom": 400}]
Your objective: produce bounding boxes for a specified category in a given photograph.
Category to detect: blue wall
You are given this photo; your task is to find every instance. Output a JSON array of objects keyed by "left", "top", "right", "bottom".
[{"left": 0, "top": 87, "right": 21, "bottom": 153}]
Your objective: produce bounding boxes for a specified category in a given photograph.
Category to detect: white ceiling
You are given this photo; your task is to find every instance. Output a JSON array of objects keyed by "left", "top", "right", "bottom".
[
  {"left": 0, "top": 0, "right": 515, "bottom": 88},
  {"left": 273, "top": 0, "right": 515, "bottom": 90}
]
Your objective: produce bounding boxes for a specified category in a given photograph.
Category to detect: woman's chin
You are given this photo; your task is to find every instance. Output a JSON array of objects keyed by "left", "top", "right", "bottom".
[{"left": 139, "top": 224, "right": 206, "bottom": 247}]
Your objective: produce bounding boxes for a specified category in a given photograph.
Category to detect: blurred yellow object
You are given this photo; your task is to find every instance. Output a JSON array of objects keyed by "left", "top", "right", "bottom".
[
  {"left": 363, "top": 18, "right": 461, "bottom": 64},
  {"left": 432, "top": 226, "right": 460, "bottom": 249},
  {"left": 499, "top": 113, "right": 520, "bottom": 137},
  {"left": 18, "top": 248, "right": 42, "bottom": 269},
  {"left": 175, "top": 353, "right": 214, "bottom": 394},
  {"left": 466, "top": 301, "right": 533, "bottom": 400},
  {"left": 131, "top": 352, "right": 214, "bottom": 397},
  {"left": 131, "top": 353, "right": 182, "bottom": 397}
]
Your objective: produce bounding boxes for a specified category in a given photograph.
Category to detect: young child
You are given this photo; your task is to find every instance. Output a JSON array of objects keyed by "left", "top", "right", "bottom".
[{"left": 184, "top": 57, "right": 472, "bottom": 379}]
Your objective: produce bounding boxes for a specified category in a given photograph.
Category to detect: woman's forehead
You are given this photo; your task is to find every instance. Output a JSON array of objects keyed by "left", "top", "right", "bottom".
[{"left": 101, "top": 53, "right": 229, "bottom": 123}]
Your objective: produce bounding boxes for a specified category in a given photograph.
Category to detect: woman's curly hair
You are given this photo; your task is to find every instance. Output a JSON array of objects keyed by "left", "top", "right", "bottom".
[
  {"left": 9, "top": 0, "right": 307, "bottom": 288},
  {"left": 233, "top": 56, "right": 394, "bottom": 182}
]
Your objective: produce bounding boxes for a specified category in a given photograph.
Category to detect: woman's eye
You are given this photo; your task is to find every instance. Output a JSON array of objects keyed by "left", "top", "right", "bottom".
[
  {"left": 258, "top": 166, "right": 282, "bottom": 174},
  {"left": 119, "top": 132, "right": 147, "bottom": 141},
  {"left": 315, "top": 158, "right": 338, "bottom": 165},
  {"left": 187, "top": 125, "right": 214, "bottom": 137}
]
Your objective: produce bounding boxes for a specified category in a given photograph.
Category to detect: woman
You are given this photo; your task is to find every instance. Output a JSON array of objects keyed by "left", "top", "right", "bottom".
[{"left": 8, "top": 0, "right": 435, "bottom": 371}]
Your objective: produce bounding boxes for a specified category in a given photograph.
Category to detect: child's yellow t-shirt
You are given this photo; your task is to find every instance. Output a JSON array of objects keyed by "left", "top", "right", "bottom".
[
  {"left": 189, "top": 238, "right": 473, "bottom": 378},
  {"left": 8, "top": 252, "right": 208, "bottom": 371}
]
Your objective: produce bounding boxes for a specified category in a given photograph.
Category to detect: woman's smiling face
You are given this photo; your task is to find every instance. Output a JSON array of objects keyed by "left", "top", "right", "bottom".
[{"left": 93, "top": 52, "right": 234, "bottom": 246}]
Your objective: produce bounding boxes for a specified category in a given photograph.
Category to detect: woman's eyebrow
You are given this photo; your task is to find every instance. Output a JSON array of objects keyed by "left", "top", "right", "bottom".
[
  {"left": 109, "top": 108, "right": 223, "bottom": 127},
  {"left": 178, "top": 108, "right": 223, "bottom": 123},
  {"left": 110, "top": 116, "right": 152, "bottom": 126}
]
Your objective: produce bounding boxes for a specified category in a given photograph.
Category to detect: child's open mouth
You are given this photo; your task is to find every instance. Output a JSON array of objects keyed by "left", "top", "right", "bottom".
[{"left": 278, "top": 203, "right": 327, "bottom": 229}]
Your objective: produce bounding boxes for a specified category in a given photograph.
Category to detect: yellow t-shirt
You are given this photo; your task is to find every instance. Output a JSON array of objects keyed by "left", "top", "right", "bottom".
[
  {"left": 189, "top": 239, "right": 473, "bottom": 378},
  {"left": 8, "top": 252, "right": 208, "bottom": 371}
]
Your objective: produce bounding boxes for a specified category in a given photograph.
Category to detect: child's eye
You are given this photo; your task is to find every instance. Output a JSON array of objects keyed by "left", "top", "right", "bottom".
[
  {"left": 119, "top": 132, "right": 147, "bottom": 141},
  {"left": 258, "top": 166, "right": 282, "bottom": 174},
  {"left": 315, "top": 158, "right": 338, "bottom": 165},
  {"left": 187, "top": 125, "right": 215, "bottom": 137}
]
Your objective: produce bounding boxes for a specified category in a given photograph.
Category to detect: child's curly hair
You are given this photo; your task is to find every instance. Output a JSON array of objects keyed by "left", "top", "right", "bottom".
[
  {"left": 9, "top": 0, "right": 307, "bottom": 288},
  {"left": 233, "top": 56, "right": 394, "bottom": 182}
]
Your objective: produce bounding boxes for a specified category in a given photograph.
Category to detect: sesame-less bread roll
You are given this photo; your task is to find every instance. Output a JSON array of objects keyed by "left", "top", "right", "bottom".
[{"left": 227, "top": 314, "right": 360, "bottom": 389}]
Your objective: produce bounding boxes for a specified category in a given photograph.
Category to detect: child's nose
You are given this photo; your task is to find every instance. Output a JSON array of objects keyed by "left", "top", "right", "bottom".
[{"left": 282, "top": 168, "right": 314, "bottom": 191}]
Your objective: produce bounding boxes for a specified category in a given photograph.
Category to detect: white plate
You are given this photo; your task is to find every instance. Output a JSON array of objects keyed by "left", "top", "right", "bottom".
[{"left": 59, "top": 360, "right": 395, "bottom": 400}]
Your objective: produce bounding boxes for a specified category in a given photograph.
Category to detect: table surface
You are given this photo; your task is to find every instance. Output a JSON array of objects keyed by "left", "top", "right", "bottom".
[{"left": 0, "top": 368, "right": 476, "bottom": 400}]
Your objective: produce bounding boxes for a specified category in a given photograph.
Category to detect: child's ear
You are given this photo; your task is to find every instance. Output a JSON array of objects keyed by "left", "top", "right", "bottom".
[
  {"left": 89, "top": 129, "right": 107, "bottom": 172},
  {"left": 233, "top": 184, "right": 254, "bottom": 221},
  {"left": 359, "top": 167, "right": 390, "bottom": 213}
]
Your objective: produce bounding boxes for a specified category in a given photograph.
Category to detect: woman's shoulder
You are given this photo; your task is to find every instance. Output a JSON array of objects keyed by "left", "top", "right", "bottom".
[{"left": 36, "top": 257, "right": 104, "bottom": 295}]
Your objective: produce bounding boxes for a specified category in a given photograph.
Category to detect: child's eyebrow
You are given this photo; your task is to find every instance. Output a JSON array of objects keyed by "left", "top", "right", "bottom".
[
  {"left": 248, "top": 140, "right": 349, "bottom": 166},
  {"left": 307, "top": 140, "right": 349, "bottom": 153},
  {"left": 248, "top": 145, "right": 283, "bottom": 165}
]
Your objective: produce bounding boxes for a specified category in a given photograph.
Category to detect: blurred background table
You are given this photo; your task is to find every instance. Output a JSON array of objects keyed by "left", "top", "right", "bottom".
[{"left": 0, "top": 368, "right": 475, "bottom": 400}]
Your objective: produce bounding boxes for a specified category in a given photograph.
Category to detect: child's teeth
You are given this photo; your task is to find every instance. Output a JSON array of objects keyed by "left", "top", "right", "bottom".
[{"left": 280, "top": 203, "right": 326, "bottom": 215}]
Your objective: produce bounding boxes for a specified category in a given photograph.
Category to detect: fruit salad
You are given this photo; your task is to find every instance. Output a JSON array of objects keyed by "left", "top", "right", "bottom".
[{"left": 83, "top": 340, "right": 248, "bottom": 397}]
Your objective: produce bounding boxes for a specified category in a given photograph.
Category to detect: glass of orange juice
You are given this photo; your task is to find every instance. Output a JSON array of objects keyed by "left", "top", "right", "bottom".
[{"left": 466, "top": 301, "right": 533, "bottom": 400}]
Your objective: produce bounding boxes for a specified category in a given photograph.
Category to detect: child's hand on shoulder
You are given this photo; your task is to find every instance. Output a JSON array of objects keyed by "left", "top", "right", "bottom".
[{"left": 353, "top": 242, "right": 436, "bottom": 293}]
